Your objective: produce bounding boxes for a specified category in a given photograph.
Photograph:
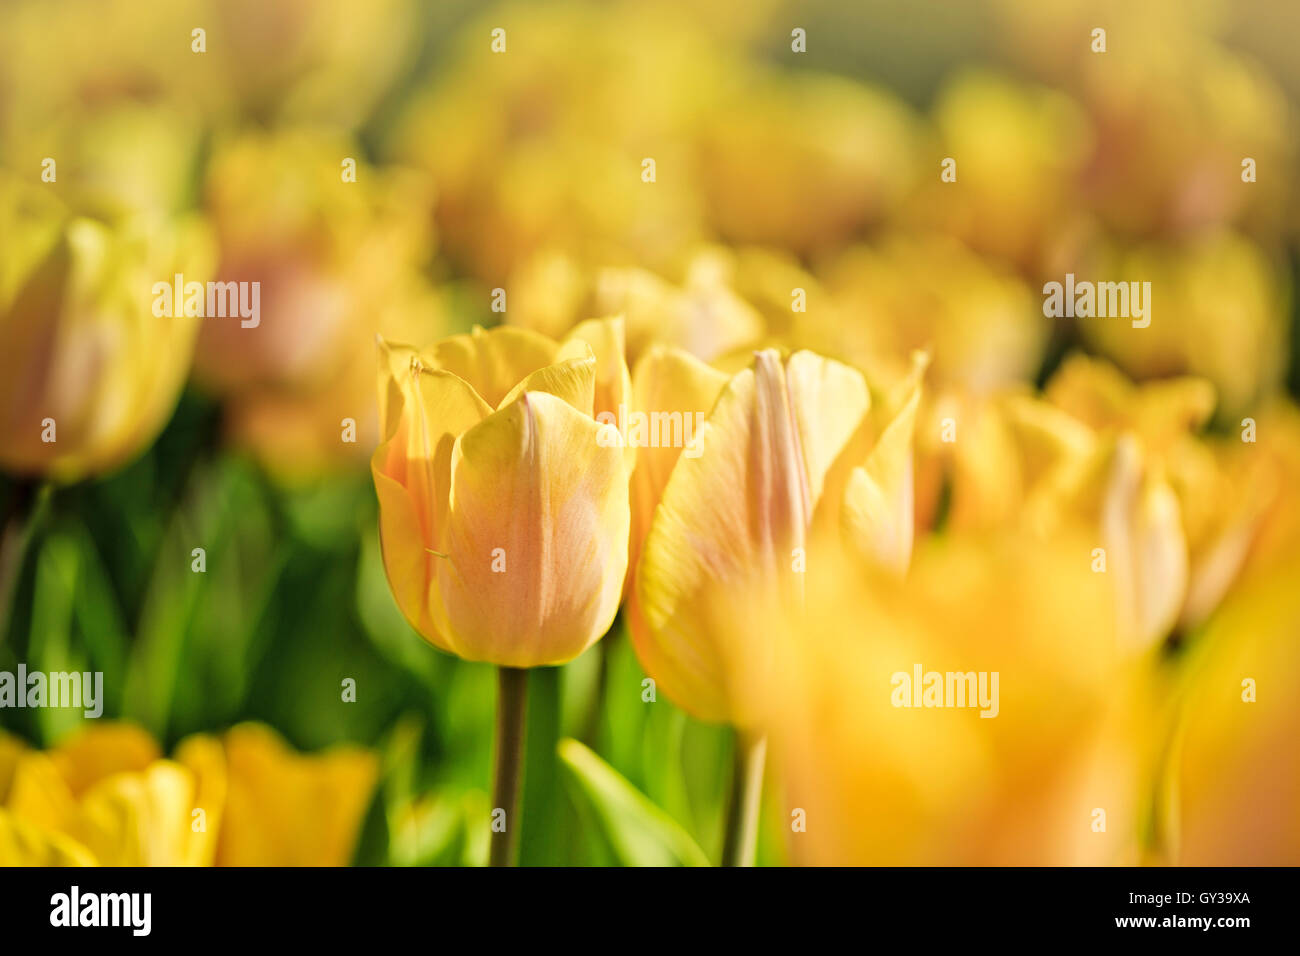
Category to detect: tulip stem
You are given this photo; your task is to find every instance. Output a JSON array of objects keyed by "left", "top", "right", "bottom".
[
  {"left": 721, "top": 730, "right": 767, "bottom": 867},
  {"left": 0, "top": 481, "right": 44, "bottom": 638},
  {"left": 490, "top": 666, "right": 529, "bottom": 867}
]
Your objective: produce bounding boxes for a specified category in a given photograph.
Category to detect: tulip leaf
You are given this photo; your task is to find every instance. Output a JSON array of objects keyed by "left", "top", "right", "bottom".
[{"left": 558, "top": 737, "right": 710, "bottom": 867}]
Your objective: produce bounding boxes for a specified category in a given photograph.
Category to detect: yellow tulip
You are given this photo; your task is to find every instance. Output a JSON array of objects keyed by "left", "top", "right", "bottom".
[
  {"left": 187, "top": 724, "right": 376, "bottom": 867},
  {"left": 768, "top": 530, "right": 1145, "bottom": 866},
  {"left": 507, "top": 248, "right": 765, "bottom": 369},
  {"left": 0, "top": 722, "right": 376, "bottom": 866},
  {"left": 372, "top": 322, "right": 630, "bottom": 667},
  {"left": 1, "top": 723, "right": 217, "bottom": 866},
  {"left": 1160, "top": 551, "right": 1300, "bottom": 864},
  {"left": 632, "top": 348, "right": 917, "bottom": 727},
  {"left": 0, "top": 173, "right": 212, "bottom": 482}
]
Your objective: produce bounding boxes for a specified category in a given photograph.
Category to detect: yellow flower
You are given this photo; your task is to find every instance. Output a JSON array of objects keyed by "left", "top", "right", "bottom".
[
  {"left": 389, "top": 1, "right": 723, "bottom": 280},
  {"left": 372, "top": 322, "right": 631, "bottom": 666},
  {"left": 696, "top": 71, "right": 922, "bottom": 255},
  {"left": 631, "top": 348, "right": 919, "bottom": 725},
  {"left": 0, "top": 723, "right": 214, "bottom": 866},
  {"left": 190, "top": 724, "right": 377, "bottom": 867},
  {"left": 1159, "top": 545, "right": 1300, "bottom": 866},
  {"left": 0, "top": 173, "right": 212, "bottom": 482},
  {"left": 192, "top": 128, "right": 443, "bottom": 482},
  {"left": 507, "top": 248, "right": 764, "bottom": 368},
  {"left": 1076, "top": 232, "right": 1289, "bottom": 418},
  {"left": 0, "top": 723, "right": 376, "bottom": 866},
  {"left": 768, "top": 531, "right": 1147, "bottom": 865},
  {"left": 906, "top": 70, "right": 1091, "bottom": 272}
]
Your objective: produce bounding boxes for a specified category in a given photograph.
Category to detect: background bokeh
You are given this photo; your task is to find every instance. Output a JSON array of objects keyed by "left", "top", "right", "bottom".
[{"left": 1, "top": 0, "right": 1297, "bottom": 865}]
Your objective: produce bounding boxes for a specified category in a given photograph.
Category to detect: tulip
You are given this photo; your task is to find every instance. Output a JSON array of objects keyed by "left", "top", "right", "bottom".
[
  {"left": 0, "top": 722, "right": 375, "bottom": 866},
  {"left": 0, "top": 174, "right": 212, "bottom": 483},
  {"left": 371, "top": 322, "right": 630, "bottom": 864},
  {"left": 194, "top": 129, "right": 441, "bottom": 482},
  {"left": 767, "top": 531, "right": 1142, "bottom": 865},
  {"left": 631, "top": 347, "right": 920, "bottom": 864}
]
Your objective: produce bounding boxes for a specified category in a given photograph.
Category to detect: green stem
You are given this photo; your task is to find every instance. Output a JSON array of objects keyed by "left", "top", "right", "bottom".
[
  {"left": 0, "top": 481, "right": 42, "bottom": 639},
  {"left": 580, "top": 634, "right": 611, "bottom": 747},
  {"left": 489, "top": 666, "right": 529, "bottom": 867},
  {"left": 721, "top": 729, "right": 767, "bottom": 867}
]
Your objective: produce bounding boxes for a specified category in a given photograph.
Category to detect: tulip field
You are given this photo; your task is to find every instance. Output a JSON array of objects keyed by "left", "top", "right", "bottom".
[{"left": 1, "top": 0, "right": 1298, "bottom": 887}]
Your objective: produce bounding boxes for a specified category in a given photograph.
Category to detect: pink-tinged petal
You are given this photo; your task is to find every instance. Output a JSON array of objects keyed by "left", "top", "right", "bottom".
[
  {"left": 438, "top": 391, "right": 629, "bottom": 666},
  {"left": 633, "top": 348, "right": 869, "bottom": 723},
  {"left": 1101, "top": 437, "right": 1189, "bottom": 651}
]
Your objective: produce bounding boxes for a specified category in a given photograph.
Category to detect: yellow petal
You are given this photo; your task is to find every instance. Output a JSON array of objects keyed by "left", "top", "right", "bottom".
[
  {"left": 49, "top": 722, "right": 161, "bottom": 798},
  {"left": 559, "top": 316, "right": 632, "bottom": 424},
  {"left": 426, "top": 325, "right": 558, "bottom": 407},
  {"left": 1101, "top": 438, "right": 1189, "bottom": 651},
  {"left": 843, "top": 381, "right": 920, "bottom": 573},
  {"left": 173, "top": 734, "right": 227, "bottom": 866},
  {"left": 372, "top": 360, "right": 491, "bottom": 649},
  {"left": 214, "top": 724, "right": 378, "bottom": 867},
  {"left": 633, "top": 348, "right": 869, "bottom": 723},
  {"left": 627, "top": 345, "right": 729, "bottom": 583},
  {"left": 438, "top": 390, "right": 629, "bottom": 666},
  {"left": 496, "top": 349, "right": 596, "bottom": 415},
  {"left": 0, "top": 810, "right": 96, "bottom": 866},
  {"left": 77, "top": 761, "right": 197, "bottom": 866}
]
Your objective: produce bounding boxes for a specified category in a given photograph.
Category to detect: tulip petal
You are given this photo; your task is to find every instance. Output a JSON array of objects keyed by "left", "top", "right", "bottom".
[
  {"left": 627, "top": 346, "right": 729, "bottom": 577},
  {"left": 843, "top": 381, "right": 920, "bottom": 573},
  {"left": 372, "top": 363, "right": 491, "bottom": 650},
  {"left": 497, "top": 350, "right": 596, "bottom": 415},
  {"left": 559, "top": 316, "right": 632, "bottom": 424},
  {"left": 439, "top": 391, "right": 629, "bottom": 666},
  {"left": 426, "top": 325, "right": 558, "bottom": 407},
  {"left": 634, "top": 349, "right": 869, "bottom": 722},
  {"left": 0, "top": 810, "right": 96, "bottom": 866}
]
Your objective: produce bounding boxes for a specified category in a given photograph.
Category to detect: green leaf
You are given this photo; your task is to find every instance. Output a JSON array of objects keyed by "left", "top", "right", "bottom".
[{"left": 558, "top": 737, "right": 710, "bottom": 867}]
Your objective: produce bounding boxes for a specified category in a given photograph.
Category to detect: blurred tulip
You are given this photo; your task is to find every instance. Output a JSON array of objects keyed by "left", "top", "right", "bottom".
[
  {"left": 372, "top": 322, "right": 630, "bottom": 667},
  {"left": 508, "top": 247, "right": 765, "bottom": 368},
  {"left": 1161, "top": 552, "right": 1300, "bottom": 864},
  {"left": 0, "top": 722, "right": 375, "bottom": 866},
  {"left": 696, "top": 71, "right": 922, "bottom": 256},
  {"left": 768, "top": 531, "right": 1148, "bottom": 865},
  {"left": 997, "top": 0, "right": 1295, "bottom": 239},
  {"left": 194, "top": 129, "right": 443, "bottom": 481},
  {"left": 390, "top": 1, "right": 724, "bottom": 279},
  {"left": 817, "top": 235, "right": 1045, "bottom": 395},
  {"left": 905, "top": 70, "right": 1092, "bottom": 272},
  {"left": 632, "top": 348, "right": 916, "bottom": 727},
  {"left": 0, "top": 173, "right": 212, "bottom": 482},
  {"left": 183, "top": 723, "right": 376, "bottom": 867},
  {"left": 1075, "top": 231, "right": 1289, "bottom": 417},
  {"left": 0, "top": 723, "right": 216, "bottom": 866}
]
